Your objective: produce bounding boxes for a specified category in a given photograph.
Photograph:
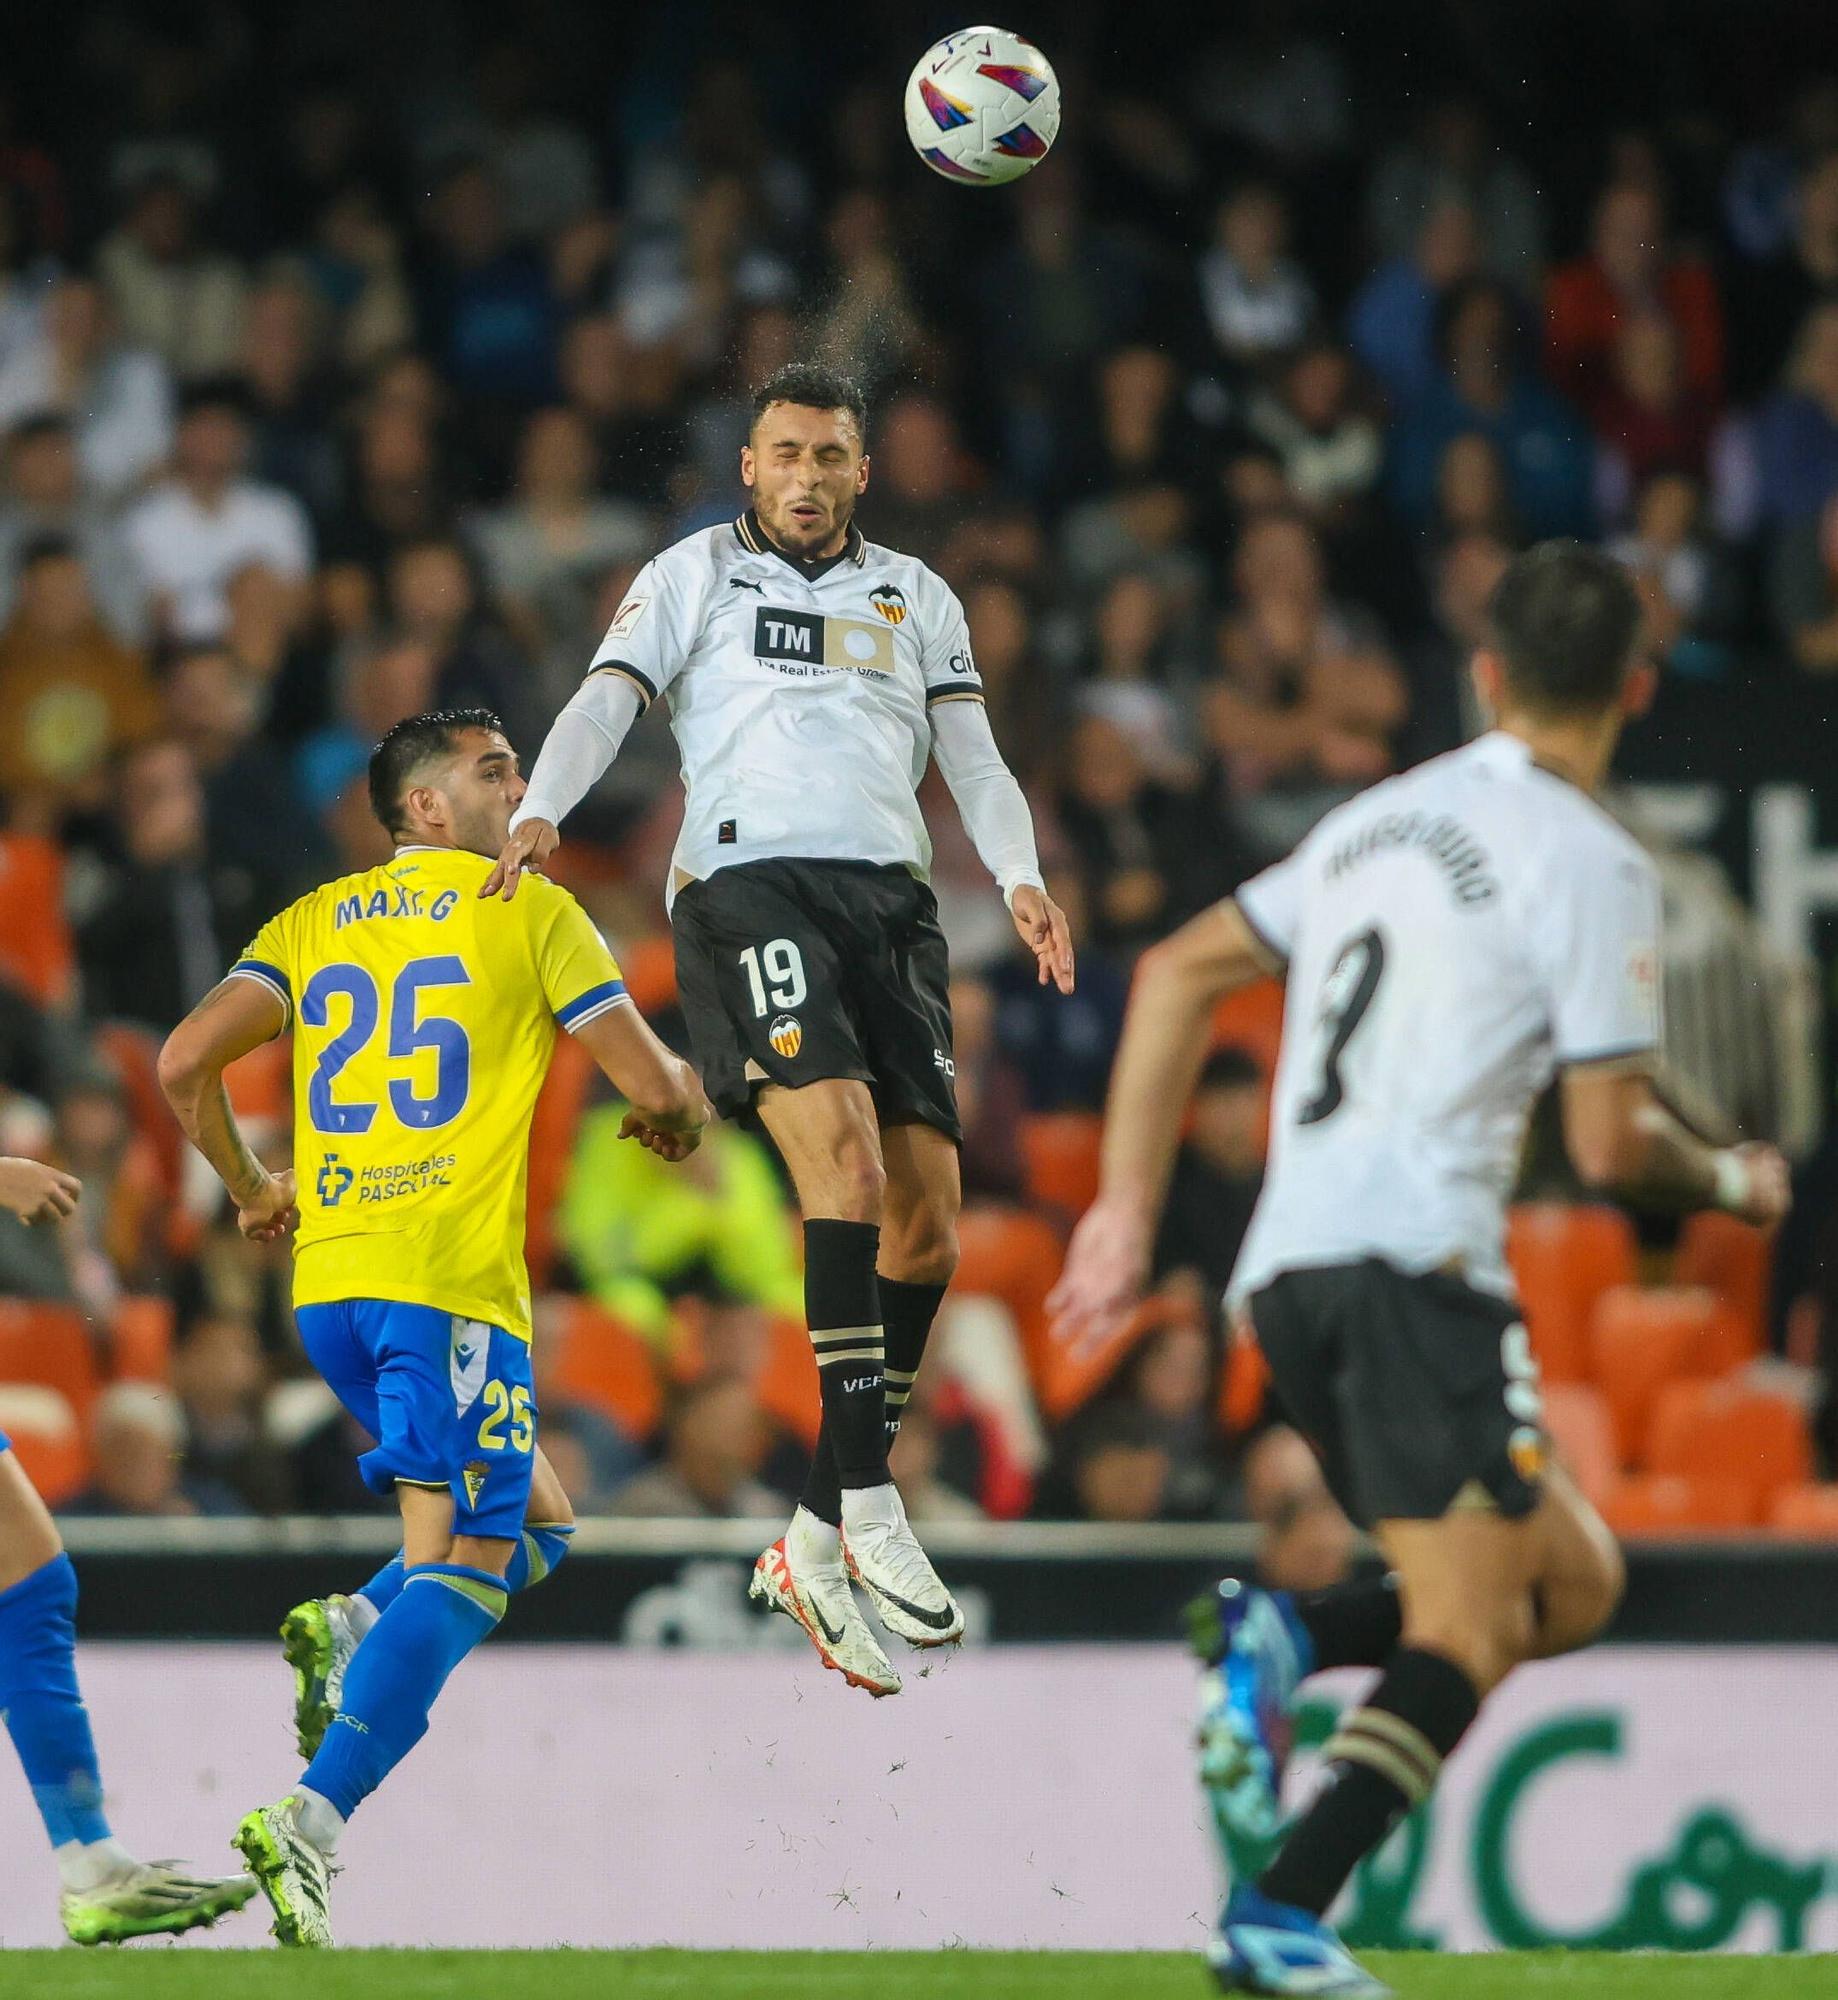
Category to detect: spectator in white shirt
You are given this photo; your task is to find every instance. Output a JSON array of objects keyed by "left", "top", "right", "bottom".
[
  {"left": 122, "top": 378, "right": 313, "bottom": 645},
  {"left": 1196, "top": 184, "right": 1317, "bottom": 373},
  {"left": 0, "top": 276, "right": 173, "bottom": 501},
  {"left": 94, "top": 170, "right": 248, "bottom": 383}
]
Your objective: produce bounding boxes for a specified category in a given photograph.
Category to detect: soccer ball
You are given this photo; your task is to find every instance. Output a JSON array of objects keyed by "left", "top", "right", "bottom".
[{"left": 903, "top": 26, "right": 1061, "bottom": 187}]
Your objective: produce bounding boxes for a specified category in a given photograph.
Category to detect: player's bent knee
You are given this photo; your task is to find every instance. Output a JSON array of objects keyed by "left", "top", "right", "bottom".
[
  {"left": 827, "top": 1146, "right": 887, "bottom": 1225},
  {"left": 886, "top": 1203, "right": 958, "bottom": 1283},
  {"left": 449, "top": 1533, "right": 516, "bottom": 1579},
  {"left": 1539, "top": 1529, "right": 1625, "bottom": 1656},
  {"left": 1404, "top": 1600, "right": 1528, "bottom": 1696}
]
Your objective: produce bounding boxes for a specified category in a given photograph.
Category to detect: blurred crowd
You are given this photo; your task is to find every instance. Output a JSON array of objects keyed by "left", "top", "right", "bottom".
[{"left": 1, "top": 6, "right": 1837, "bottom": 1528}]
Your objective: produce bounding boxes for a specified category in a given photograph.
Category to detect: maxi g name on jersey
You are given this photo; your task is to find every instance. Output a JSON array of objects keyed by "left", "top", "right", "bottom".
[
  {"left": 227, "top": 844, "right": 629, "bottom": 1341},
  {"left": 583, "top": 511, "right": 986, "bottom": 902}
]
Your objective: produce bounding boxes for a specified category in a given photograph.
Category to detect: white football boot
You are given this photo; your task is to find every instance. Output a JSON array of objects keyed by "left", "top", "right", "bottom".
[
  {"left": 751, "top": 1506, "right": 901, "bottom": 1696},
  {"left": 280, "top": 1593, "right": 367, "bottom": 1757},
  {"left": 61, "top": 1860, "right": 257, "bottom": 1945},
  {"left": 234, "top": 1795, "right": 337, "bottom": 1949},
  {"left": 841, "top": 1482, "right": 964, "bottom": 1646}
]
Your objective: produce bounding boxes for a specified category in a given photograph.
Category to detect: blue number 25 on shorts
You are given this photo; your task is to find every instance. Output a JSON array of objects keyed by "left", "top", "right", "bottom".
[{"left": 295, "top": 1300, "right": 536, "bottom": 1540}]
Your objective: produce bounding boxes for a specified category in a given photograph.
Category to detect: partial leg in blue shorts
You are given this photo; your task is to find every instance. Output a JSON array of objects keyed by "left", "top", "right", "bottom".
[
  {"left": 0, "top": 1441, "right": 256, "bottom": 1942},
  {"left": 238, "top": 1301, "right": 551, "bottom": 1946}
]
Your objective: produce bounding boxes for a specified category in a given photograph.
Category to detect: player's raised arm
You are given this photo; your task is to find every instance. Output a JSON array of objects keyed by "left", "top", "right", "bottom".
[
  {"left": 929, "top": 696, "right": 1073, "bottom": 993},
  {"left": 482, "top": 674, "right": 642, "bottom": 898},
  {"left": 567, "top": 1003, "right": 711, "bottom": 1161},
  {"left": 1049, "top": 897, "right": 1275, "bottom": 1351},
  {"left": 924, "top": 603, "right": 1073, "bottom": 992},
  {"left": 158, "top": 977, "right": 298, "bottom": 1241},
  {"left": 484, "top": 552, "right": 701, "bottom": 900}
]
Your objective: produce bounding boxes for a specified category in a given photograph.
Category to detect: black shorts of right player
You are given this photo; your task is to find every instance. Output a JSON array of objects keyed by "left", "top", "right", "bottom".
[
  {"left": 1249, "top": 1259, "right": 1546, "bottom": 1531},
  {"left": 671, "top": 857, "right": 961, "bottom": 1140}
]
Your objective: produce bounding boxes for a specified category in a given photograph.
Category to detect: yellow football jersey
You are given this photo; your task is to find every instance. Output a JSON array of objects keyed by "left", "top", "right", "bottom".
[{"left": 230, "top": 845, "right": 626, "bottom": 1340}]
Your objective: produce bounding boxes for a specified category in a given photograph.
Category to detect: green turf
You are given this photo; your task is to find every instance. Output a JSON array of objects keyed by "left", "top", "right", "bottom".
[{"left": 5, "top": 1951, "right": 1836, "bottom": 1999}]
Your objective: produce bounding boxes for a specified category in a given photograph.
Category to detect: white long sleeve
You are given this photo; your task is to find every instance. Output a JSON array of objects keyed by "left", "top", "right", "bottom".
[
  {"left": 510, "top": 674, "right": 644, "bottom": 831},
  {"left": 929, "top": 697, "right": 1045, "bottom": 907}
]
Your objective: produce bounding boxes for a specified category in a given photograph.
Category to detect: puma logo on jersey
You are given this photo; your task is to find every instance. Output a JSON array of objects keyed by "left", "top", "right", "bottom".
[{"left": 728, "top": 576, "right": 765, "bottom": 594}]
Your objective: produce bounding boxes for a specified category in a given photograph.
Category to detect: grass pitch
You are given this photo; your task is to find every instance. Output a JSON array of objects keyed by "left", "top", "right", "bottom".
[{"left": 6, "top": 1951, "right": 1836, "bottom": 1998}]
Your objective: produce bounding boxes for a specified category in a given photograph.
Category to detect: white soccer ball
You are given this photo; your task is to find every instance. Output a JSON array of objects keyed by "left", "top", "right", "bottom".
[{"left": 903, "top": 26, "right": 1061, "bottom": 187}]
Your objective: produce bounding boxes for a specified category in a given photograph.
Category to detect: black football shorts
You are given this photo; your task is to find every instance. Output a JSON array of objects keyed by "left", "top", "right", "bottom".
[
  {"left": 1248, "top": 1258, "right": 1547, "bottom": 1530},
  {"left": 671, "top": 857, "right": 960, "bottom": 1140}
]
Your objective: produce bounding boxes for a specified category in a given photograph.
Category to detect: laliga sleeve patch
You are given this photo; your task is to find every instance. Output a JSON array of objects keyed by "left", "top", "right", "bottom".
[
  {"left": 608, "top": 595, "right": 649, "bottom": 640},
  {"left": 1624, "top": 942, "right": 1659, "bottom": 1028}
]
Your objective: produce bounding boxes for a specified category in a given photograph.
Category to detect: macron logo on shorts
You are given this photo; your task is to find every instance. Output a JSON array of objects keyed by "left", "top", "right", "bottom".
[{"left": 450, "top": 1318, "right": 489, "bottom": 1415}]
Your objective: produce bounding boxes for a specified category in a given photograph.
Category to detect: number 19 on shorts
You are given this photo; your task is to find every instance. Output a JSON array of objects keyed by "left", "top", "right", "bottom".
[{"left": 739, "top": 939, "right": 807, "bottom": 1016}]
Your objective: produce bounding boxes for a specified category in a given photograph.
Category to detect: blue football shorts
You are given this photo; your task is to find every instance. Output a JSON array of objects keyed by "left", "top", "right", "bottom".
[{"left": 295, "top": 1300, "right": 537, "bottom": 1541}]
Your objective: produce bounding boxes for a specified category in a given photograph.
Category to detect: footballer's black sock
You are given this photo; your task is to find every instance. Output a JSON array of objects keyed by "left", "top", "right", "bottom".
[
  {"left": 1258, "top": 1647, "right": 1479, "bottom": 1916},
  {"left": 879, "top": 1276, "right": 948, "bottom": 1444},
  {"left": 800, "top": 1220, "right": 887, "bottom": 1507},
  {"left": 1291, "top": 1574, "right": 1404, "bottom": 1672},
  {"left": 802, "top": 1274, "right": 949, "bottom": 1524}
]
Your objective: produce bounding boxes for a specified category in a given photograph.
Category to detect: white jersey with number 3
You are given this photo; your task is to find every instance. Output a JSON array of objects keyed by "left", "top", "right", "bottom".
[{"left": 1228, "top": 731, "right": 1663, "bottom": 1307}]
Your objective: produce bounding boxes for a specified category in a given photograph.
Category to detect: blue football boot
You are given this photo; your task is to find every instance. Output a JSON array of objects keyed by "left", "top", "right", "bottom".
[
  {"left": 1207, "top": 1884, "right": 1393, "bottom": 1997},
  {"left": 1192, "top": 1580, "right": 1313, "bottom": 1873}
]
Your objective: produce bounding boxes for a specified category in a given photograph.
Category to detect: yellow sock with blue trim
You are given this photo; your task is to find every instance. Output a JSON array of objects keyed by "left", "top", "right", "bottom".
[{"left": 298, "top": 1561, "right": 507, "bottom": 1831}]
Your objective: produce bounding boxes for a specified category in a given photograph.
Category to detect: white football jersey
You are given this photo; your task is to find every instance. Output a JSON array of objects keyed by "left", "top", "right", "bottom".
[
  {"left": 585, "top": 511, "right": 985, "bottom": 901},
  {"left": 1229, "top": 731, "right": 1663, "bottom": 1307}
]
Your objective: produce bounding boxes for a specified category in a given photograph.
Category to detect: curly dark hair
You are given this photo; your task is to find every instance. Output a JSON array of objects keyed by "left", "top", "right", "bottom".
[{"left": 749, "top": 361, "right": 868, "bottom": 442}]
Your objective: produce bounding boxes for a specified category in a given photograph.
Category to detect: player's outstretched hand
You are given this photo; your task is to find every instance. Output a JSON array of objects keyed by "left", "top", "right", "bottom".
[
  {"left": 0, "top": 1157, "right": 81, "bottom": 1226},
  {"left": 1011, "top": 884, "right": 1076, "bottom": 995},
  {"left": 237, "top": 1169, "right": 298, "bottom": 1243},
  {"left": 1048, "top": 1194, "right": 1151, "bottom": 1358},
  {"left": 481, "top": 818, "right": 559, "bottom": 901},
  {"left": 617, "top": 1108, "right": 706, "bottom": 1163},
  {"left": 1729, "top": 1142, "right": 1791, "bottom": 1228}
]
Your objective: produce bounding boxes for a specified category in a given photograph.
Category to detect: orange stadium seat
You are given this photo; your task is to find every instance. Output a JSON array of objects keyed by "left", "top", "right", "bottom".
[
  {"left": 1506, "top": 1203, "right": 1637, "bottom": 1383},
  {"left": 0, "top": 1386, "right": 89, "bottom": 1507},
  {"left": 1210, "top": 977, "right": 1284, "bottom": 1079},
  {"left": 1218, "top": 1327, "right": 1272, "bottom": 1437},
  {"left": 1036, "top": 1291, "right": 1201, "bottom": 1424},
  {"left": 1645, "top": 1379, "right": 1813, "bottom": 1497},
  {"left": 954, "top": 1203, "right": 1065, "bottom": 1384},
  {"left": 109, "top": 1295, "right": 174, "bottom": 1384},
  {"left": 225, "top": 1032, "right": 293, "bottom": 1125},
  {"left": 619, "top": 932, "right": 679, "bottom": 1017},
  {"left": 0, "top": 1304, "right": 99, "bottom": 1422},
  {"left": 755, "top": 1313, "right": 822, "bottom": 1449},
  {"left": 545, "top": 1296, "right": 664, "bottom": 1442},
  {"left": 1540, "top": 1382, "right": 1618, "bottom": 1506},
  {"left": 1600, "top": 1474, "right": 1761, "bottom": 1538},
  {"left": 1587, "top": 1285, "right": 1722, "bottom": 1465},
  {"left": 0, "top": 835, "right": 75, "bottom": 1007},
  {"left": 524, "top": 1029, "right": 597, "bottom": 1288},
  {"left": 1673, "top": 1211, "right": 1771, "bottom": 1369},
  {"left": 92, "top": 1021, "right": 185, "bottom": 1201},
  {"left": 1767, "top": 1485, "right": 1838, "bottom": 1538},
  {"left": 1020, "top": 1112, "right": 1103, "bottom": 1217}
]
